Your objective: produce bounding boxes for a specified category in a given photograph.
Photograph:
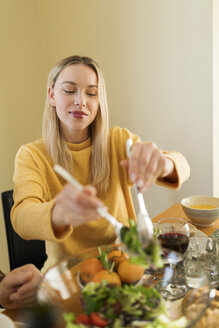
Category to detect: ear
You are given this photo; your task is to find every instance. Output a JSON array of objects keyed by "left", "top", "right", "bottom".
[{"left": 48, "top": 87, "right": 56, "bottom": 106}]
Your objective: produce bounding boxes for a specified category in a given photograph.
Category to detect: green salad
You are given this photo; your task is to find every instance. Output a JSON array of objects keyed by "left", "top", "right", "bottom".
[
  {"left": 64, "top": 281, "right": 187, "bottom": 328},
  {"left": 120, "top": 219, "right": 163, "bottom": 269}
]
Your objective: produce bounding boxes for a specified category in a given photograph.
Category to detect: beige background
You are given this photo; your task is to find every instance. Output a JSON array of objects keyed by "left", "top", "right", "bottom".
[{"left": 0, "top": 0, "right": 218, "bottom": 273}]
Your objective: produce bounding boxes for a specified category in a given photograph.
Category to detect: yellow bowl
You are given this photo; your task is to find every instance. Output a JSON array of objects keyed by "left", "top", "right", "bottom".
[{"left": 181, "top": 195, "right": 219, "bottom": 227}]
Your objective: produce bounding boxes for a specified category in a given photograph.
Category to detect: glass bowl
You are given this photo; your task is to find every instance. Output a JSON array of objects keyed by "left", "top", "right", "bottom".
[{"left": 37, "top": 244, "right": 215, "bottom": 328}]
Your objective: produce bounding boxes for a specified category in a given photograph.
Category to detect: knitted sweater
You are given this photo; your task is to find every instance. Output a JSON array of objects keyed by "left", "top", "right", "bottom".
[{"left": 11, "top": 126, "right": 190, "bottom": 272}]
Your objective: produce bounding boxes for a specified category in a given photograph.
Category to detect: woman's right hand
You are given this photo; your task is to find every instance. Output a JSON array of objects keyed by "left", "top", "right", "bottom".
[{"left": 51, "top": 183, "right": 104, "bottom": 230}]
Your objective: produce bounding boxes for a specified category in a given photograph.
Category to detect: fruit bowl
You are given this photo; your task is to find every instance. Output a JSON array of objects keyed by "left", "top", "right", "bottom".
[{"left": 37, "top": 245, "right": 215, "bottom": 328}]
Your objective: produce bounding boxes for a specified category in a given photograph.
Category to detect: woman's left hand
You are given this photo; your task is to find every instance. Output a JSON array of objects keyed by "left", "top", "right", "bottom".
[{"left": 121, "top": 141, "right": 177, "bottom": 192}]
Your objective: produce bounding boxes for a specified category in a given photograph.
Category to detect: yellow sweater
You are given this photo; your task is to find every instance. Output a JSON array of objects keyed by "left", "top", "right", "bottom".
[{"left": 11, "top": 126, "right": 190, "bottom": 273}]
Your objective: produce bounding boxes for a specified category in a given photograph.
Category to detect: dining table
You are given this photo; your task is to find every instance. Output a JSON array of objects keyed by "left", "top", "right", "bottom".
[{"left": 2, "top": 202, "right": 219, "bottom": 327}]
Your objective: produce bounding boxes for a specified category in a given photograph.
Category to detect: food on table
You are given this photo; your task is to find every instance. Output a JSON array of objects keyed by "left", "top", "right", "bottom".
[
  {"left": 79, "top": 247, "right": 144, "bottom": 287},
  {"left": 117, "top": 259, "right": 144, "bottom": 284},
  {"left": 182, "top": 287, "right": 208, "bottom": 313},
  {"left": 79, "top": 219, "right": 164, "bottom": 288},
  {"left": 75, "top": 313, "right": 92, "bottom": 325},
  {"left": 120, "top": 219, "right": 163, "bottom": 269},
  {"left": 82, "top": 281, "right": 163, "bottom": 321},
  {"left": 182, "top": 287, "right": 219, "bottom": 327},
  {"left": 64, "top": 281, "right": 187, "bottom": 328},
  {"left": 107, "top": 250, "right": 128, "bottom": 270},
  {"left": 92, "top": 270, "right": 121, "bottom": 286},
  {"left": 80, "top": 258, "right": 104, "bottom": 284},
  {"left": 189, "top": 205, "right": 217, "bottom": 209}
]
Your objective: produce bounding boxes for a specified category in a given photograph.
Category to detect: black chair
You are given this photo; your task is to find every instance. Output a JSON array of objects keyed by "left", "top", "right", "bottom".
[{"left": 1, "top": 190, "right": 47, "bottom": 271}]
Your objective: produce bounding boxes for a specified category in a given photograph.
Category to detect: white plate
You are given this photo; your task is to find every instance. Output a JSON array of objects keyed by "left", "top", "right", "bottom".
[{"left": 0, "top": 313, "right": 15, "bottom": 328}]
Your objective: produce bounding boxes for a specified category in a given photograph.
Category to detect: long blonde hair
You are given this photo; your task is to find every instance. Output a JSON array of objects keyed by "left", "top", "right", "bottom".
[{"left": 42, "top": 55, "right": 110, "bottom": 194}]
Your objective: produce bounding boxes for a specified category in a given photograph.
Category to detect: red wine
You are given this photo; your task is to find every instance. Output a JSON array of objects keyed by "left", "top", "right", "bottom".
[{"left": 158, "top": 232, "right": 189, "bottom": 255}]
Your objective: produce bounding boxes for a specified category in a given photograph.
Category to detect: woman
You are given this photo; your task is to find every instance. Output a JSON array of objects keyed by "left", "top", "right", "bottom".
[{"left": 11, "top": 55, "right": 190, "bottom": 273}]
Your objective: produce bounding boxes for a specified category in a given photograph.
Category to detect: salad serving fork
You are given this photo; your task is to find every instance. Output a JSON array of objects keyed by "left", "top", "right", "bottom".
[{"left": 126, "top": 138, "right": 154, "bottom": 248}]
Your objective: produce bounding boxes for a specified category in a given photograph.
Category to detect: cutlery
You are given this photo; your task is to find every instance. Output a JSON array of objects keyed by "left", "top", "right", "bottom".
[
  {"left": 53, "top": 164, "right": 123, "bottom": 237},
  {"left": 126, "top": 138, "right": 154, "bottom": 248}
]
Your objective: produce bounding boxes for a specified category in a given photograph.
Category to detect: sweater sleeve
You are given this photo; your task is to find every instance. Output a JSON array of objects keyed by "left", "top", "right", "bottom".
[
  {"left": 156, "top": 151, "right": 190, "bottom": 189},
  {"left": 117, "top": 127, "right": 190, "bottom": 189},
  {"left": 11, "top": 145, "right": 73, "bottom": 242}
]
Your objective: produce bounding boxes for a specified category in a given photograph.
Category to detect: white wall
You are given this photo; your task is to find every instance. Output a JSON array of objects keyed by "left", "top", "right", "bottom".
[
  {"left": 35, "top": 0, "right": 213, "bottom": 218},
  {"left": 213, "top": 0, "right": 219, "bottom": 196},
  {"left": 0, "top": 0, "right": 216, "bottom": 273},
  {"left": 119, "top": 0, "right": 213, "bottom": 216},
  {"left": 0, "top": 1, "right": 44, "bottom": 273}
]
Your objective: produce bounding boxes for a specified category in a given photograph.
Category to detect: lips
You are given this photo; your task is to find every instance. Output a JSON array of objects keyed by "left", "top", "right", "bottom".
[{"left": 69, "top": 111, "right": 88, "bottom": 119}]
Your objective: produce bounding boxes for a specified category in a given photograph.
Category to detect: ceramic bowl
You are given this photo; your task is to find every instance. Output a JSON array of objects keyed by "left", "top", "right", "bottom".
[{"left": 181, "top": 195, "right": 219, "bottom": 227}]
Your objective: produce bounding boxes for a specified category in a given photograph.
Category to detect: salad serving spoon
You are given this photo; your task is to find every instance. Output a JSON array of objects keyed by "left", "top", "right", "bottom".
[
  {"left": 126, "top": 138, "right": 154, "bottom": 248},
  {"left": 53, "top": 164, "right": 123, "bottom": 237}
]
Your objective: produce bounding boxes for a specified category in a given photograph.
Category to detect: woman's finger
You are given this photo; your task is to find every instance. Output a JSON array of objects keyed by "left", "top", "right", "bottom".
[
  {"left": 140, "top": 151, "right": 163, "bottom": 192},
  {"left": 128, "top": 142, "right": 143, "bottom": 183}
]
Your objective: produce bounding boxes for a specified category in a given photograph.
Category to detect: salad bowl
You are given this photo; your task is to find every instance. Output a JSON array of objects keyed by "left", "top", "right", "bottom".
[{"left": 37, "top": 245, "right": 215, "bottom": 328}]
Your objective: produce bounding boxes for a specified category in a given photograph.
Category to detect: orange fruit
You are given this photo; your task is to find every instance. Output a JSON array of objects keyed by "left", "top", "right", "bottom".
[
  {"left": 107, "top": 250, "right": 128, "bottom": 270},
  {"left": 117, "top": 259, "right": 144, "bottom": 284},
  {"left": 92, "top": 270, "right": 122, "bottom": 286},
  {"left": 107, "top": 250, "right": 123, "bottom": 260},
  {"left": 80, "top": 258, "right": 103, "bottom": 284}
]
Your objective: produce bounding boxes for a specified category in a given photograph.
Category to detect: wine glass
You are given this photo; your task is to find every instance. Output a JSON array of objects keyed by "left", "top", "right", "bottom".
[{"left": 156, "top": 217, "right": 190, "bottom": 300}]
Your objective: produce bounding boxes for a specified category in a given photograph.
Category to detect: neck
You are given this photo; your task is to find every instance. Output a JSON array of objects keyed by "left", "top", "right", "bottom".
[{"left": 62, "top": 129, "right": 89, "bottom": 144}]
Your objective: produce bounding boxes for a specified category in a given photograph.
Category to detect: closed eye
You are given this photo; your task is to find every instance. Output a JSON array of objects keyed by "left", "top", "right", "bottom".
[
  {"left": 87, "top": 93, "right": 97, "bottom": 96},
  {"left": 63, "top": 90, "right": 75, "bottom": 94}
]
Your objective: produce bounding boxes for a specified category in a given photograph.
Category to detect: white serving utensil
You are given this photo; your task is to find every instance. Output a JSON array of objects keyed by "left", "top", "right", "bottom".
[
  {"left": 126, "top": 138, "right": 154, "bottom": 248},
  {"left": 53, "top": 164, "right": 123, "bottom": 237}
]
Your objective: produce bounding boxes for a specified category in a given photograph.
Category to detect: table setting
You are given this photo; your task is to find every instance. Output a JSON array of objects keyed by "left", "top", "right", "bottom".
[
  {"left": 2, "top": 194, "right": 219, "bottom": 328},
  {"left": 33, "top": 196, "right": 219, "bottom": 328}
]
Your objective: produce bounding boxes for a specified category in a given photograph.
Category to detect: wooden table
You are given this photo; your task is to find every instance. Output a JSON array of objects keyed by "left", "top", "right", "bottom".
[
  {"left": 3, "top": 203, "right": 219, "bottom": 326},
  {"left": 152, "top": 203, "right": 219, "bottom": 236}
]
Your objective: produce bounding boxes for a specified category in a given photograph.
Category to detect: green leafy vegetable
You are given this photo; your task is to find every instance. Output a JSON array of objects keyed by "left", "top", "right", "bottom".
[
  {"left": 63, "top": 313, "right": 85, "bottom": 328},
  {"left": 82, "top": 281, "right": 165, "bottom": 323},
  {"left": 145, "top": 315, "right": 187, "bottom": 328},
  {"left": 121, "top": 219, "right": 163, "bottom": 269},
  {"left": 63, "top": 282, "right": 187, "bottom": 328},
  {"left": 97, "top": 247, "right": 111, "bottom": 270}
]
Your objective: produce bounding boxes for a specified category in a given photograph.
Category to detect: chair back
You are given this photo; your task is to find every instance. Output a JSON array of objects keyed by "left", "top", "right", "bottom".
[{"left": 1, "top": 190, "right": 47, "bottom": 270}]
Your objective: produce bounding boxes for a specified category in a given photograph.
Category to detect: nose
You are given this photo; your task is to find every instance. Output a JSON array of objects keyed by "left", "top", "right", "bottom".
[{"left": 73, "top": 91, "right": 86, "bottom": 108}]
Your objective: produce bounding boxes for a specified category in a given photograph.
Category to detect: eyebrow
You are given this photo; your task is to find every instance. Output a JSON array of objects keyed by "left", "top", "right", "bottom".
[{"left": 61, "top": 81, "right": 98, "bottom": 88}]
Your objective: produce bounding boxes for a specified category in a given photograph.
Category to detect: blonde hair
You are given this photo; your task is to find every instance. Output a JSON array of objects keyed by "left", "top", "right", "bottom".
[{"left": 42, "top": 55, "right": 110, "bottom": 194}]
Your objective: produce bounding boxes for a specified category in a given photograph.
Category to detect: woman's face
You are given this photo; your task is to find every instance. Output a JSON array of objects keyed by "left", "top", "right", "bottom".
[{"left": 48, "top": 63, "right": 99, "bottom": 143}]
